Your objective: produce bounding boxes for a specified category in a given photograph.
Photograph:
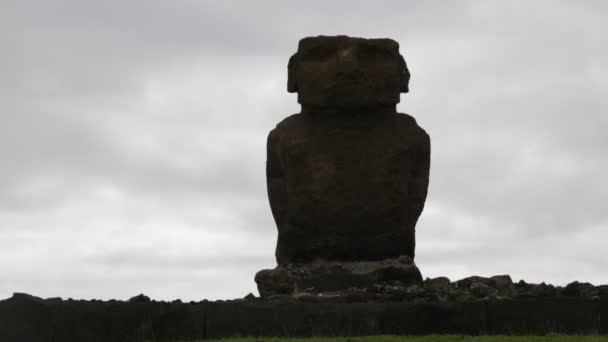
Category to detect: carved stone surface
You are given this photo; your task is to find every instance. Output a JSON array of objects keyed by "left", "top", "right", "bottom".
[
  {"left": 268, "top": 109, "right": 430, "bottom": 264},
  {"left": 256, "top": 35, "right": 430, "bottom": 297},
  {"left": 268, "top": 35, "right": 430, "bottom": 264}
]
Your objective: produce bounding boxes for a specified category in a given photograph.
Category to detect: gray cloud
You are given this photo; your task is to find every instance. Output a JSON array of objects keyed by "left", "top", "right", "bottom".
[{"left": 0, "top": 0, "right": 606, "bottom": 301}]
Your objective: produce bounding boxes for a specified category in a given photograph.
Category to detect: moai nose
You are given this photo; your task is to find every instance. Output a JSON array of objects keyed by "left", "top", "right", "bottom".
[{"left": 336, "top": 47, "right": 361, "bottom": 81}]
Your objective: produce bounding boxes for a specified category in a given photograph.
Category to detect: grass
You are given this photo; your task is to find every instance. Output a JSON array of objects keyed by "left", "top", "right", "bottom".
[{"left": 198, "top": 336, "right": 608, "bottom": 342}]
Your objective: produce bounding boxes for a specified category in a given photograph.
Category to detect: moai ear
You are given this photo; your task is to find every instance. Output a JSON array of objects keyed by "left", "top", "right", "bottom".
[
  {"left": 287, "top": 53, "right": 298, "bottom": 93},
  {"left": 399, "top": 55, "right": 410, "bottom": 94}
]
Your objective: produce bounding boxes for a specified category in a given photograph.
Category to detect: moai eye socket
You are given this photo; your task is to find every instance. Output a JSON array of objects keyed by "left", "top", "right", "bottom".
[
  {"left": 358, "top": 44, "right": 395, "bottom": 65},
  {"left": 300, "top": 44, "right": 338, "bottom": 61}
]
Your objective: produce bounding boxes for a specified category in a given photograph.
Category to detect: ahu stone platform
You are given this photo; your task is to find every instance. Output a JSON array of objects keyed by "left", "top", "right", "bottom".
[{"left": 2, "top": 276, "right": 607, "bottom": 341}]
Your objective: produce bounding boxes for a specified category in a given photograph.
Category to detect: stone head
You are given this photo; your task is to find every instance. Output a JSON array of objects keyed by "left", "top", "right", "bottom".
[{"left": 288, "top": 35, "right": 410, "bottom": 108}]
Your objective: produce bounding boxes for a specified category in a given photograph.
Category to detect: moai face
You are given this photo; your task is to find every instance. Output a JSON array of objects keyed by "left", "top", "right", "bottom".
[{"left": 288, "top": 35, "right": 410, "bottom": 108}]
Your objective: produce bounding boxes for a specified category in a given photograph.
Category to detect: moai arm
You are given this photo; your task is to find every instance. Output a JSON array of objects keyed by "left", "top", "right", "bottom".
[
  {"left": 266, "top": 128, "right": 288, "bottom": 227},
  {"left": 409, "top": 131, "right": 431, "bottom": 220}
]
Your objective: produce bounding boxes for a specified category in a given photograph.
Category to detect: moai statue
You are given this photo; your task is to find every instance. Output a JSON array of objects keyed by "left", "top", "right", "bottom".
[{"left": 255, "top": 35, "right": 430, "bottom": 298}]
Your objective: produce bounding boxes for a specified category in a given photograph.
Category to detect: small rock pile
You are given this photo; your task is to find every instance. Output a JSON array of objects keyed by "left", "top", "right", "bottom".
[
  {"left": 256, "top": 256, "right": 422, "bottom": 298},
  {"left": 248, "top": 275, "right": 608, "bottom": 303}
]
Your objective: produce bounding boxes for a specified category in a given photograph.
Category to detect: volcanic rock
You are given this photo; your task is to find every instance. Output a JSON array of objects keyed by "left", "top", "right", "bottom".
[
  {"left": 256, "top": 35, "right": 429, "bottom": 297},
  {"left": 256, "top": 256, "right": 422, "bottom": 298}
]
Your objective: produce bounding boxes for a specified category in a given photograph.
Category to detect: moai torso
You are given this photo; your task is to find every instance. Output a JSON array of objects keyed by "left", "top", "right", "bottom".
[{"left": 267, "top": 36, "right": 430, "bottom": 265}]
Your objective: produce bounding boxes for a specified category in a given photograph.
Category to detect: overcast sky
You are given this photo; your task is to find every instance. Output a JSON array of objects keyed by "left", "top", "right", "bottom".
[{"left": 1, "top": 0, "right": 606, "bottom": 301}]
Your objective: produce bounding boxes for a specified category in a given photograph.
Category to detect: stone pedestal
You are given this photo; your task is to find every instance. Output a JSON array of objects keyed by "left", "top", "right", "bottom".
[{"left": 255, "top": 256, "right": 422, "bottom": 298}]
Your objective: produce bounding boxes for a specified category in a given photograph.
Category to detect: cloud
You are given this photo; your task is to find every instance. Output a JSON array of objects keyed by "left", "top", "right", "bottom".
[{"left": 0, "top": 0, "right": 606, "bottom": 301}]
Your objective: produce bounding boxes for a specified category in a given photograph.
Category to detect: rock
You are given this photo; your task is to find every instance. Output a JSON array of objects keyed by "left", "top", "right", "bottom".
[
  {"left": 488, "top": 275, "right": 515, "bottom": 297},
  {"left": 255, "top": 267, "right": 294, "bottom": 297},
  {"left": 256, "top": 257, "right": 422, "bottom": 298},
  {"left": 11, "top": 292, "right": 46, "bottom": 304},
  {"left": 294, "top": 293, "right": 322, "bottom": 302},
  {"left": 244, "top": 293, "right": 256, "bottom": 301},
  {"left": 454, "top": 287, "right": 477, "bottom": 302},
  {"left": 424, "top": 277, "right": 452, "bottom": 293},
  {"left": 491, "top": 275, "right": 513, "bottom": 287},
  {"left": 563, "top": 281, "right": 598, "bottom": 298},
  {"left": 455, "top": 276, "right": 496, "bottom": 288},
  {"left": 45, "top": 297, "right": 63, "bottom": 304},
  {"left": 128, "top": 294, "right": 150, "bottom": 303},
  {"left": 534, "top": 283, "right": 557, "bottom": 297},
  {"left": 470, "top": 283, "right": 495, "bottom": 298},
  {"left": 515, "top": 279, "right": 533, "bottom": 290},
  {"left": 515, "top": 282, "right": 556, "bottom": 298},
  {"left": 265, "top": 294, "right": 292, "bottom": 303}
]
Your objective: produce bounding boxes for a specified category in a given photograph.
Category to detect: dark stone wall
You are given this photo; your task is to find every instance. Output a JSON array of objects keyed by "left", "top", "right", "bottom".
[
  {"left": 486, "top": 298, "right": 600, "bottom": 335},
  {"left": 601, "top": 292, "right": 608, "bottom": 334},
  {"left": 206, "top": 301, "right": 382, "bottom": 338},
  {"left": 1, "top": 293, "right": 606, "bottom": 341},
  {"left": 375, "top": 301, "right": 486, "bottom": 335}
]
